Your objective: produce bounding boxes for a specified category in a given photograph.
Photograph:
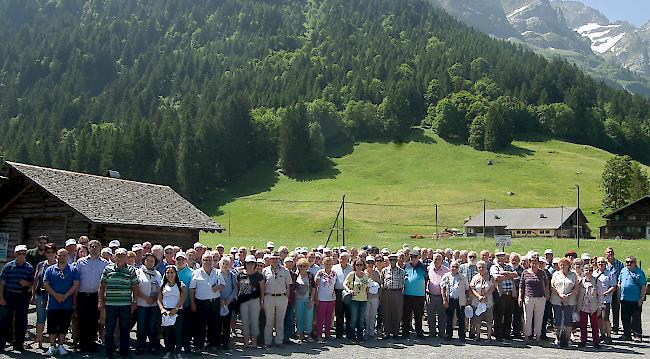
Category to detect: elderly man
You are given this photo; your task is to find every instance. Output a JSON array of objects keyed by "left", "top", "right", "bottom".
[
  {"left": 194, "top": 242, "right": 207, "bottom": 262},
  {"left": 26, "top": 235, "right": 48, "bottom": 268},
  {"left": 174, "top": 251, "right": 194, "bottom": 353},
  {"left": 65, "top": 238, "right": 78, "bottom": 264},
  {"left": 262, "top": 252, "right": 292, "bottom": 346},
  {"left": 78, "top": 235, "right": 90, "bottom": 247},
  {"left": 491, "top": 251, "right": 518, "bottom": 341},
  {"left": 441, "top": 260, "right": 470, "bottom": 341},
  {"left": 190, "top": 253, "right": 224, "bottom": 351},
  {"left": 43, "top": 249, "right": 80, "bottom": 356},
  {"left": 142, "top": 241, "right": 152, "bottom": 255},
  {"left": 380, "top": 253, "right": 405, "bottom": 339},
  {"left": 605, "top": 247, "right": 625, "bottom": 334},
  {"left": 108, "top": 240, "right": 120, "bottom": 253},
  {"left": 75, "top": 240, "right": 109, "bottom": 353},
  {"left": 618, "top": 256, "right": 647, "bottom": 342},
  {"left": 333, "top": 252, "right": 353, "bottom": 339},
  {"left": 0, "top": 245, "right": 35, "bottom": 352},
  {"left": 428, "top": 253, "right": 449, "bottom": 338},
  {"left": 403, "top": 248, "right": 428, "bottom": 339},
  {"left": 100, "top": 248, "right": 140, "bottom": 358},
  {"left": 131, "top": 244, "right": 143, "bottom": 268}
]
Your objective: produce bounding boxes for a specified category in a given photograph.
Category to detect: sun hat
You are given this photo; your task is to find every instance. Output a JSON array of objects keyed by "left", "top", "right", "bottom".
[{"left": 245, "top": 255, "right": 257, "bottom": 263}]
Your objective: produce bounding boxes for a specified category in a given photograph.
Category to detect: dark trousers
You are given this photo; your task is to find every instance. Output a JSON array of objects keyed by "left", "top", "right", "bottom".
[
  {"left": 402, "top": 295, "right": 425, "bottom": 336},
  {"left": 512, "top": 300, "right": 523, "bottom": 337},
  {"left": 136, "top": 306, "right": 159, "bottom": 351},
  {"left": 195, "top": 299, "right": 219, "bottom": 349},
  {"left": 105, "top": 305, "right": 132, "bottom": 356},
  {"left": 612, "top": 288, "right": 621, "bottom": 331},
  {"left": 283, "top": 303, "right": 295, "bottom": 343},
  {"left": 494, "top": 294, "right": 515, "bottom": 339},
  {"left": 334, "top": 289, "right": 351, "bottom": 338},
  {"left": 621, "top": 300, "right": 643, "bottom": 337},
  {"left": 445, "top": 298, "right": 465, "bottom": 339},
  {"left": 163, "top": 310, "right": 183, "bottom": 352},
  {"left": 77, "top": 292, "right": 100, "bottom": 350},
  {"left": 0, "top": 291, "right": 29, "bottom": 350},
  {"left": 180, "top": 308, "right": 193, "bottom": 351},
  {"left": 219, "top": 311, "right": 232, "bottom": 347}
]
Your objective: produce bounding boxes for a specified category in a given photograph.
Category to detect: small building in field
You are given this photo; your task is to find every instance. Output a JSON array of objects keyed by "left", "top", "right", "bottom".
[
  {"left": 600, "top": 196, "right": 650, "bottom": 239},
  {"left": 0, "top": 161, "right": 223, "bottom": 259},
  {"left": 463, "top": 207, "right": 591, "bottom": 238}
]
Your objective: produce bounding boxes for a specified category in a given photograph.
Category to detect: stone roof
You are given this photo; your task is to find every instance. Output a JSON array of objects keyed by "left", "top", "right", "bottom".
[
  {"left": 5, "top": 161, "right": 223, "bottom": 232},
  {"left": 463, "top": 207, "right": 583, "bottom": 230}
]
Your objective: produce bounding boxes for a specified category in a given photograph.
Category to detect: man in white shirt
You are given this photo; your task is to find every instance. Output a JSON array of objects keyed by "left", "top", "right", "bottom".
[
  {"left": 332, "top": 252, "right": 353, "bottom": 339},
  {"left": 189, "top": 253, "right": 224, "bottom": 351}
]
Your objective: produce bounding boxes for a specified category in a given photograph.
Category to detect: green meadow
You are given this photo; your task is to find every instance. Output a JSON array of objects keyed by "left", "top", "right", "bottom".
[{"left": 199, "top": 131, "right": 650, "bottom": 269}]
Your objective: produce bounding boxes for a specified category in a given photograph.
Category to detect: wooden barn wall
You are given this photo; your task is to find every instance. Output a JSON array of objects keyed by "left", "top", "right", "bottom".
[
  {"left": 101, "top": 225, "right": 199, "bottom": 249},
  {"left": 0, "top": 185, "right": 90, "bottom": 252}
]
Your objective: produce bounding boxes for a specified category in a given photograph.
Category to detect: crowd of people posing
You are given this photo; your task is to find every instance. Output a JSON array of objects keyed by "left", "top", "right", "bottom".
[{"left": 0, "top": 235, "right": 647, "bottom": 358}]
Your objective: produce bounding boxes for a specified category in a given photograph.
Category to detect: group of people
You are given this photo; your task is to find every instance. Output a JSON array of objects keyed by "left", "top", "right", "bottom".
[{"left": 0, "top": 235, "right": 646, "bottom": 358}]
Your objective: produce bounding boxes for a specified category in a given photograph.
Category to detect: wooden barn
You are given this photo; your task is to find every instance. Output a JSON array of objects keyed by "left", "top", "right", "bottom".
[
  {"left": 600, "top": 195, "right": 650, "bottom": 239},
  {"left": 0, "top": 160, "right": 223, "bottom": 259}
]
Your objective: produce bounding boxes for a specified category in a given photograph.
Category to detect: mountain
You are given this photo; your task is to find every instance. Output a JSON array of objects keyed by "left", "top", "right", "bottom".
[
  {"left": 430, "top": 0, "right": 650, "bottom": 95},
  {"left": 1, "top": 0, "right": 649, "bottom": 201},
  {"left": 554, "top": 1, "right": 650, "bottom": 77}
]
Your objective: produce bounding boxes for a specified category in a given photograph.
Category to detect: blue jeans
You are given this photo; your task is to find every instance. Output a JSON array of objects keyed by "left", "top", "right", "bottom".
[
  {"left": 136, "top": 306, "right": 160, "bottom": 351},
  {"left": 553, "top": 304, "right": 574, "bottom": 327},
  {"left": 105, "top": 305, "right": 132, "bottom": 356},
  {"left": 348, "top": 300, "right": 367, "bottom": 341},
  {"left": 295, "top": 298, "right": 314, "bottom": 334}
]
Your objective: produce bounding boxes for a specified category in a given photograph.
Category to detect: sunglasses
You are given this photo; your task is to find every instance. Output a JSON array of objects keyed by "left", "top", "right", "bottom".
[
  {"left": 202, "top": 259, "right": 212, "bottom": 262},
  {"left": 626, "top": 261, "right": 635, "bottom": 264},
  {"left": 468, "top": 256, "right": 476, "bottom": 258},
  {"left": 355, "top": 264, "right": 364, "bottom": 267}
]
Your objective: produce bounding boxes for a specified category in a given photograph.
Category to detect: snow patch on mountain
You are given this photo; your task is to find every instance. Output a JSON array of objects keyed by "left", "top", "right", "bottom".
[
  {"left": 507, "top": 3, "right": 533, "bottom": 18},
  {"left": 591, "top": 32, "right": 626, "bottom": 53}
]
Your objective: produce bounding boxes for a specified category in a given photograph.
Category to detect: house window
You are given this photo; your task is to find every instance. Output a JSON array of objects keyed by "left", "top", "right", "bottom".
[{"left": 628, "top": 215, "right": 636, "bottom": 221}]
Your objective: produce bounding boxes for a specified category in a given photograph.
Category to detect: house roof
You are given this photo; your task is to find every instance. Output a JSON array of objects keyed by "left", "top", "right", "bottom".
[
  {"left": 4, "top": 161, "right": 223, "bottom": 232},
  {"left": 463, "top": 207, "right": 583, "bottom": 230},
  {"left": 602, "top": 195, "right": 650, "bottom": 218}
]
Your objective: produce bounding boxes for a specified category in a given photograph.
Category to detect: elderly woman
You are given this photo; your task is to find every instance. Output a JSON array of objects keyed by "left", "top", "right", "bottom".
[
  {"left": 237, "top": 255, "right": 265, "bottom": 348},
  {"left": 577, "top": 264, "right": 603, "bottom": 348},
  {"left": 519, "top": 254, "right": 548, "bottom": 343},
  {"left": 469, "top": 260, "right": 494, "bottom": 341},
  {"left": 551, "top": 257, "right": 578, "bottom": 347},
  {"left": 219, "top": 257, "right": 238, "bottom": 349},
  {"left": 365, "top": 255, "right": 381, "bottom": 339},
  {"left": 315, "top": 256, "right": 337, "bottom": 342},
  {"left": 294, "top": 258, "right": 316, "bottom": 342},
  {"left": 594, "top": 256, "right": 616, "bottom": 344},
  {"left": 344, "top": 259, "right": 369, "bottom": 343},
  {"left": 135, "top": 253, "right": 163, "bottom": 355}
]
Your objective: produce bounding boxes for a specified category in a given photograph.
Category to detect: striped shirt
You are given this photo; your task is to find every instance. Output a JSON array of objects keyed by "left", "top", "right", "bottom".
[
  {"left": 101, "top": 263, "right": 138, "bottom": 306},
  {"left": 0, "top": 260, "right": 34, "bottom": 293}
]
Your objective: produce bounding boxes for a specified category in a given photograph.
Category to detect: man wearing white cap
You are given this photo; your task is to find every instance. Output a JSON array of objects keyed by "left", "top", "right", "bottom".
[
  {"left": 131, "top": 244, "right": 144, "bottom": 268},
  {"left": 65, "top": 238, "right": 78, "bottom": 264},
  {"left": 100, "top": 248, "right": 141, "bottom": 357},
  {"left": 194, "top": 242, "right": 207, "bottom": 261},
  {"left": 0, "top": 245, "right": 35, "bottom": 352},
  {"left": 174, "top": 251, "right": 194, "bottom": 353},
  {"left": 262, "top": 252, "right": 292, "bottom": 346},
  {"left": 109, "top": 240, "right": 120, "bottom": 250}
]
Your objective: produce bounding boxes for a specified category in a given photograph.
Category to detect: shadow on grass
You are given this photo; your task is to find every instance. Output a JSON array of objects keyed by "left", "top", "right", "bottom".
[
  {"left": 289, "top": 157, "right": 341, "bottom": 182},
  {"left": 199, "top": 160, "right": 279, "bottom": 216},
  {"left": 494, "top": 143, "right": 535, "bottom": 157}
]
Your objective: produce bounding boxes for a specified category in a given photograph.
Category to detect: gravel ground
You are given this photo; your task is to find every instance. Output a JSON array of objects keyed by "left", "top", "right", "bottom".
[{"left": 2, "top": 301, "right": 648, "bottom": 358}]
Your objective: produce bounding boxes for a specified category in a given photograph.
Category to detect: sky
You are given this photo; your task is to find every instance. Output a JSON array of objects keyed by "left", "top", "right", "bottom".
[{"left": 577, "top": 0, "right": 650, "bottom": 27}]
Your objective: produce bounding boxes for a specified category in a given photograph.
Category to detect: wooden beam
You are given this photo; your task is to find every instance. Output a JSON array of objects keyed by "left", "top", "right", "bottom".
[{"left": 0, "top": 183, "right": 32, "bottom": 215}]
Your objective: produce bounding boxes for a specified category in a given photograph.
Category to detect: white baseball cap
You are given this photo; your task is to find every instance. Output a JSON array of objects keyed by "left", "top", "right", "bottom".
[
  {"left": 175, "top": 251, "right": 187, "bottom": 259},
  {"left": 132, "top": 244, "right": 143, "bottom": 252},
  {"left": 193, "top": 242, "right": 205, "bottom": 249},
  {"left": 266, "top": 241, "right": 275, "bottom": 248},
  {"left": 14, "top": 245, "right": 28, "bottom": 253},
  {"left": 65, "top": 238, "right": 77, "bottom": 247},
  {"left": 108, "top": 240, "right": 120, "bottom": 248}
]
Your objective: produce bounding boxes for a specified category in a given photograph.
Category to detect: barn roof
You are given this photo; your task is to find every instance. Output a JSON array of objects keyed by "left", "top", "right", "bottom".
[
  {"left": 4, "top": 161, "right": 223, "bottom": 232},
  {"left": 602, "top": 195, "right": 650, "bottom": 218},
  {"left": 463, "top": 207, "right": 584, "bottom": 230}
]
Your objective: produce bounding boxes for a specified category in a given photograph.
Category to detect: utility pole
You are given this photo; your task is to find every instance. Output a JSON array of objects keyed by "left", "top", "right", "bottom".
[
  {"left": 342, "top": 195, "right": 346, "bottom": 247},
  {"left": 435, "top": 203, "right": 439, "bottom": 240},
  {"left": 483, "top": 198, "right": 486, "bottom": 240},
  {"left": 560, "top": 205, "right": 564, "bottom": 239},
  {"left": 576, "top": 185, "right": 580, "bottom": 248}
]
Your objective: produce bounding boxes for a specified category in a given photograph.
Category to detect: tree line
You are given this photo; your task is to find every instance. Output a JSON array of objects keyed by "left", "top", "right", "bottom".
[{"left": 1, "top": 0, "right": 650, "bottom": 201}]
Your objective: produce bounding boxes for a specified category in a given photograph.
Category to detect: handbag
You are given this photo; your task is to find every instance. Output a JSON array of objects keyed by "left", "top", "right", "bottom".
[{"left": 342, "top": 273, "right": 356, "bottom": 306}]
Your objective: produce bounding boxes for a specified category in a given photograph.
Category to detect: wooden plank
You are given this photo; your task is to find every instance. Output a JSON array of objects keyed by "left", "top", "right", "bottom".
[{"left": 0, "top": 183, "right": 32, "bottom": 215}]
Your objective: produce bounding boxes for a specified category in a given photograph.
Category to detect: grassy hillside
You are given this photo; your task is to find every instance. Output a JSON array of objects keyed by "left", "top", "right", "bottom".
[{"left": 200, "top": 130, "right": 649, "bottom": 249}]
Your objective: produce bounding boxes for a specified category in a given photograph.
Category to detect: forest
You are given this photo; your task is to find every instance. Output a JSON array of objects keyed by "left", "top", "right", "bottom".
[{"left": 1, "top": 0, "right": 649, "bottom": 200}]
